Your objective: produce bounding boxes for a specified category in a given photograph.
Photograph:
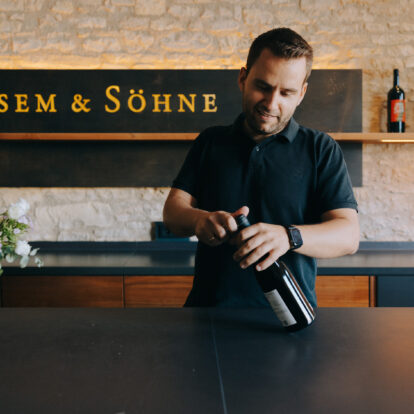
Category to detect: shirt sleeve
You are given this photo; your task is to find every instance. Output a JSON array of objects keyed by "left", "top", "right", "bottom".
[
  {"left": 315, "top": 135, "right": 358, "bottom": 215},
  {"left": 171, "top": 131, "right": 209, "bottom": 199}
]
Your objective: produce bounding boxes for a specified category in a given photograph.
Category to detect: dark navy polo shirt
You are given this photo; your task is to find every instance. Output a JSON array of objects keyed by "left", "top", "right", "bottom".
[{"left": 172, "top": 114, "right": 358, "bottom": 308}]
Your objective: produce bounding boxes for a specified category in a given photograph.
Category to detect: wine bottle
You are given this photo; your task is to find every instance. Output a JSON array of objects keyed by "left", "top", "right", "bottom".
[
  {"left": 387, "top": 69, "right": 405, "bottom": 132},
  {"left": 235, "top": 214, "right": 315, "bottom": 331}
]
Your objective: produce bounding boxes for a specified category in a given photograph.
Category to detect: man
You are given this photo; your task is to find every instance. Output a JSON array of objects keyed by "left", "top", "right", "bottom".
[{"left": 163, "top": 28, "right": 359, "bottom": 308}]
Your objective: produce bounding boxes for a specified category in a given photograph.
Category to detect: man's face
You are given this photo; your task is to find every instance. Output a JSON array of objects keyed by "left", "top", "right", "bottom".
[{"left": 238, "top": 48, "right": 308, "bottom": 142}]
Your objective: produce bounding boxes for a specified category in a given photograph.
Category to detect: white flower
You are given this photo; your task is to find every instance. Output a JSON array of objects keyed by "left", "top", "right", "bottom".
[
  {"left": 15, "top": 240, "right": 31, "bottom": 257},
  {"left": 6, "top": 254, "right": 14, "bottom": 263},
  {"left": 30, "top": 248, "right": 39, "bottom": 256},
  {"left": 8, "top": 198, "right": 30, "bottom": 220},
  {"left": 18, "top": 216, "right": 29, "bottom": 225},
  {"left": 20, "top": 255, "right": 29, "bottom": 268}
]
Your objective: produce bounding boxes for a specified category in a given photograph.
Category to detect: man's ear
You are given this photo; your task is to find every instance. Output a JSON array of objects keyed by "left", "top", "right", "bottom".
[
  {"left": 297, "top": 82, "right": 308, "bottom": 106},
  {"left": 238, "top": 67, "right": 248, "bottom": 92}
]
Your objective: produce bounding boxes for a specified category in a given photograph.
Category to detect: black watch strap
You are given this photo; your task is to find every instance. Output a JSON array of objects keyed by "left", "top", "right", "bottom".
[{"left": 285, "top": 225, "right": 303, "bottom": 250}]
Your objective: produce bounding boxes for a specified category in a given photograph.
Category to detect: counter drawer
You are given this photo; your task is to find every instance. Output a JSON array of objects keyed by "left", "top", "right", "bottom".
[
  {"left": 316, "top": 275, "right": 375, "bottom": 307},
  {"left": 124, "top": 276, "right": 193, "bottom": 307},
  {"left": 124, "top": 275, "right": 374, "bottom": 308},
  {"left": 1, "top": 276, "right": 124, "bottom": 307},
  {"left": 1, "top": 275, "right": 374, "bottom": 308}
]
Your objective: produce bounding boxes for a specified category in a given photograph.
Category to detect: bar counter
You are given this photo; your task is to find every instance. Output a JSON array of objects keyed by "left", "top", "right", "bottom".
[
  {"left": 0, "top": 307, "right": 413, "bottom": 413},
  {"left": 3, "top": 241, "right": 414, "bottom": 276},
  {"left": 2, "top": 241, "right": 414, "bottom": 308}
]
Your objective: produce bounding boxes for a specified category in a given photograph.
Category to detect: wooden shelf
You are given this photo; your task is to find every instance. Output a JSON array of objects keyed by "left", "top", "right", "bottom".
[
  {"left": 330, "top": 132, "right": 414, "bottom": 143},
  {"left": 0, "top": 132, "right": 197, "bottom": 141},
  {"left": 1, "top": 132, "right": 413, "bottom": 143}
]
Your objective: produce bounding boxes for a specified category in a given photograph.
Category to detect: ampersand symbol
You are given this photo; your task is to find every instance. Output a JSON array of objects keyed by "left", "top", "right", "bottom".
[{"left": 71, "top": 94, "right": 91, "bottom": 113}]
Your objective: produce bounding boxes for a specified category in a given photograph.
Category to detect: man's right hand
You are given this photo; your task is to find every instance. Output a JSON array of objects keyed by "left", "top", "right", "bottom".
[
  {"left": 195, "top": 206, "right": 249, "bottom": 246},
  {"left": 163, "top": 187, "right": 249, "bottom": 244}
]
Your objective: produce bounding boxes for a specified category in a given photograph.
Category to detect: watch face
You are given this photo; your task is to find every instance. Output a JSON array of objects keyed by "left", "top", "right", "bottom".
[{"left": 289, "top": 226, "right": 303, "bottom": 248}]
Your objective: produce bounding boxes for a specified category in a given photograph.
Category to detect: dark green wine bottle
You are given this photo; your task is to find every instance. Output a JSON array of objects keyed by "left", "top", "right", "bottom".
[{"left": 235, "top": 214, "right": 315, "bottom": 331}]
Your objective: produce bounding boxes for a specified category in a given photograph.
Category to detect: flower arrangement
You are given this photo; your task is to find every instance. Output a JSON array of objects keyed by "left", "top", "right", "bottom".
[{"left": 0, "top": 198, "right": 43, "bottom": 276}]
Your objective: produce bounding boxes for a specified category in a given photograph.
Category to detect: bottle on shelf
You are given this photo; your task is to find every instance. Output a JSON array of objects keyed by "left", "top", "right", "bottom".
[
  {"left": 235, "top": 214, "right": 315, "bottom": 332},
  {"left": 387, "top": 68, "right": 406, "bottom": 132}
]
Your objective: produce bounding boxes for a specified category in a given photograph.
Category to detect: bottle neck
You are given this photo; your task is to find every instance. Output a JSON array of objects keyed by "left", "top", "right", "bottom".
[
  {"left": 393, "top": 69, "right": 399, "bottom": 87},
  {"left": 235, "top": 214, "right": 251, "bottom": 231}
]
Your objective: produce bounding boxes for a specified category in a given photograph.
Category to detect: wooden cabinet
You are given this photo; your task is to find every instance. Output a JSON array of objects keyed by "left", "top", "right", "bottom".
[
  {"left": 1, "top": 276, "right": 124, "bottom": 307},
  {"left": 1, "top": 274, "right": 375, "bottom": 308},
  {"left": 125, "top": 275, "right": 375, "bottom": 308},
  {"left": 316, "top": 276, "right": 376, "bottom": 307},
  {"left": 122, "top": 275, "right": 375, "bottom": 308},
  {"left": 124, "top": 276, "right": 193, "bottom": 307}
]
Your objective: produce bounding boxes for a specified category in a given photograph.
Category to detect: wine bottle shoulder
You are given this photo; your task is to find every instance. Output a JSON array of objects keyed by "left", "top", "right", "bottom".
[
  {"left": 254, "top": 262, "right": 286, "bottom": 292},
  {"left": 388, "top": 88, "right": 405, "bottom": 99}
]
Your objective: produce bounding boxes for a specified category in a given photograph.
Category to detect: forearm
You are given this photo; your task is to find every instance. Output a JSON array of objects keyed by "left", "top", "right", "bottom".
[
  {"left": 163, "top": 199, "right": 207, "bottom": 237},
  {"left": 296, "top": 217, "right": 359, "bottom": 259},
  {"left": 163, "top": 188, "right": 249, "bottom": 243}
]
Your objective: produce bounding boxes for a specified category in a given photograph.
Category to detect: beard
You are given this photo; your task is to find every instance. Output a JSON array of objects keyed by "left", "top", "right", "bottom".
[{"left": 244, "top": 103, "right": 291, "bottom": 138}]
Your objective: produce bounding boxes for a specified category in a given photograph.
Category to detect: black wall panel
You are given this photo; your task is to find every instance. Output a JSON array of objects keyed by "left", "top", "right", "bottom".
[{"left": 0, "top": 140, "right": 361, "bottom": 187}]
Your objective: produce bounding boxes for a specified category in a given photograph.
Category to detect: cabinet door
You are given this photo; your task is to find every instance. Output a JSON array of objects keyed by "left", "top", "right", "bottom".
[
  {"left": 377, "top": 276, "right": 414, "bottom": 306},
  {"left": 124, "top": 276, "right": 193, "bottom": 307},
  {"left": 1, "top": 275, "right": 374, "bottom": 308},
  {"left": 1, "top": 276, "right": 123, "bottom": 307},
  {"left": 315, "top": 276, "right": 375, "bottom": 307},
  {"left": 124, "top": 275, "right": 374, "bottom": 308}
]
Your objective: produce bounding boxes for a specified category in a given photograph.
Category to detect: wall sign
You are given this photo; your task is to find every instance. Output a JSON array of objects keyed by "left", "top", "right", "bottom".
[
  {"left": 0, "top": 69, "right": 362, "bottom": 187},
  {"left": 0, "top": 69, "right": 361, "bottom": 133}
]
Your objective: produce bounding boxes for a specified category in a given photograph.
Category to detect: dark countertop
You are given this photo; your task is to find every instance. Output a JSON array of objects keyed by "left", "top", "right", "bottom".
[
  {"left": 0, "top": 307, "right": 413, "bottom": 414},
  {"left": 2, "top": 241, "right": 414, "bottom": 276}
]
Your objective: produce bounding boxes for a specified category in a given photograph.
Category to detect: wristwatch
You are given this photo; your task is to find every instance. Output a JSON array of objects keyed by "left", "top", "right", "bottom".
[{"left": 285, "top": 225, "right": 303, "bottom": 250}]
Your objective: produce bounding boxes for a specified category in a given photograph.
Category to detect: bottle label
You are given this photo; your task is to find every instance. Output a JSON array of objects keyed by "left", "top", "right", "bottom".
[
  {"left": 391, "top": 99, "right": 406, "bottom": 122},
  {"left": 282, "top": 275, "right": 314, "bottom": 325},
  {"left": 264, "top": 289, "right": 297, "bottom": 327}
]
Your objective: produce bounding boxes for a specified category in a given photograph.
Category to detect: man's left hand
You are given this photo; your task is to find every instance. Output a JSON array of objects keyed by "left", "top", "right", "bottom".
[{"left": 230, "top": 223, "right": 291, "bottom": 271}]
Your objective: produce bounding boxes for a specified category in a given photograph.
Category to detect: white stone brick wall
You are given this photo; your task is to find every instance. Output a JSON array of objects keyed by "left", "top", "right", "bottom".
[
  {"left": 0, "top": 0, "right": 413, "bottom": 241},
  {"left": 0, "top": 188, "right": 171, "bottom": 241}
]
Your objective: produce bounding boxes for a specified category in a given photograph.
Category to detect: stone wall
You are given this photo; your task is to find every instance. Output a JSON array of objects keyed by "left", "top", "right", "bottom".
[{"left": 0, "top": 0, "right": 413, "bottom": 241}]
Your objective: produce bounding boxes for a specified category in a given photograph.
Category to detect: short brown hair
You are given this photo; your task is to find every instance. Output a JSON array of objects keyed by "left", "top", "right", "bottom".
[{"left": 246, "top": 27, "right": 313, "bottom": 81}]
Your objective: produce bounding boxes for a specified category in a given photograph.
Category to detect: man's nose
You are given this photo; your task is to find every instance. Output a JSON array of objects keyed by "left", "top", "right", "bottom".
[{"left": 264, "top": 90, "right": 280, "bottom": 113}]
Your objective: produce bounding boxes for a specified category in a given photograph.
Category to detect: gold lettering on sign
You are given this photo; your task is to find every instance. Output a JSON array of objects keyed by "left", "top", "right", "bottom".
[
  {"left": 0, "top": 85, "right": 220, "bottom": 116},
  {"left": 71, "top": 94, "right": 91, "bottom": 113},
  {"left": 177, "top": 94, "right": 196, "bottom": 113},
  {"left": 128, "top": 89, "right": 146, "bottom": 113},
  {"left": 202, "top": 94, "right": 217, "bottom": 112},
  {"left": 0, "top": 94, "right": 8, "bottom": 113},
  {"left": 35, "top": 94, "right": 57, "bottom": 113},
  {"left": 152, "top": 94, "right": 172, "bottom": 113},
  {"left": 105, "top": 85, "right": 121, "bottom": 113},
  {"left": 15, "top": 94, "right": 29, "bottom": 113}
]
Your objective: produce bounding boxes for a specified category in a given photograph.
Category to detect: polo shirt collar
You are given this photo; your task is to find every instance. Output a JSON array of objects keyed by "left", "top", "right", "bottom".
[
  {"left": 278, "top": 117, "right": 299, "bottom": 143},
  {"left": 233, "top": 113, "right": 299, "bottom": 144}
]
